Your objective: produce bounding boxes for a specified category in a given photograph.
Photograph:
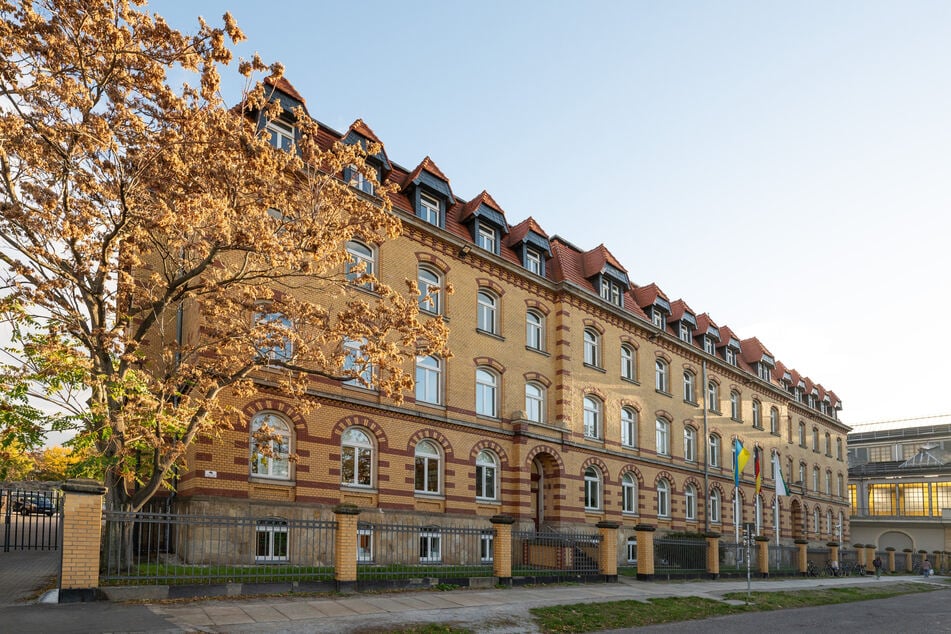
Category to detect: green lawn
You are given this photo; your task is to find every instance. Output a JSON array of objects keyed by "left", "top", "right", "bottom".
[{"left": 530, "top": 582, "right": 938, "bottom": 633}]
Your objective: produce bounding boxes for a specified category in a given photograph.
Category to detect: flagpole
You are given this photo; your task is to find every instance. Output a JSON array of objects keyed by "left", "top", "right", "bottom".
[
  {"left": 733, "top": 437, "right": 740, "bottom": 544},
  {"left": 773, "top": 451, "right": 780, "bottom": 551}
]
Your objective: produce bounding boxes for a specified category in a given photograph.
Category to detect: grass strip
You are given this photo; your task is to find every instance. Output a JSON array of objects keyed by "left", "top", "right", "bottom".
[{"left": 530, "top": 582, "right": 937, "bottom": 633}]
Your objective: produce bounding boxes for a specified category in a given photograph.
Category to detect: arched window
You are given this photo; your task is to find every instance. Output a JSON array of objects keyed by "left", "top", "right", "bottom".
[
  {"left": 414, "top": 440, "right": 441, "bottom": 494},
  {"left": 475, "top": 367, "right": 499, "bottom": 418},
  {"left": 826, "top": 509, "right": 833, "bottom": 536},
  {"left": 708, "top": 381, "right": 720, "bottom": 412},
  {"left": 770, "top": 407, "right": 779, "bottom": 434},
  {"left": 620, "top": 344, "right": 636, "bottom": 380},
  {"left": 415, "top": 355, "right": 442, "bottom": 405},
  {"left": 621, "top": 407, "right": 637, "bottom": 448},
  {"left": 813, "top": 507, "right": 820, "bottom": 534},
  {"left": 345, "top": 240, "right": 375, "bottom": 289},
  {"left": 825, "top": 432, "right": 832, "bottom": 456},
  {"left": 584, "top": 466, "right": 601, "bottom": 510},
  {"left": 836, "top": 438, "right": 843, "bottom": 460},
  {"left": 583, "top": 328, "right": 600, "bottom": 367},
  {"left": 525, "top": 382, "right": 545, "bottom": 423},
  {"left": 683, "top": 427, "right": 696, "bottom": 462},
  {"left": 477, "top": 290, "right": 498, "bottom": 334},
  {"left": 622, "top": 473, "right": 638, "bottom": 514},
  {"left": 657, "top": 479, "right": 670, "bottom": 517},
  {"left": 526, "top": 310, "right": 544, "bottom": 351},
  {"left": 813, "top": 467, "right": 820, "bottom": 492},
  {"left": 655, "top": 359, "right": 668, "bottom": 393},
  {"left": 341, "top": 428, "right": 373, "bottom": 487},
  {"left": 683, "top": 370, "right": 696, "bottom": 403},
  {"left": 583, "top": 395, "right": 602, "bottom": 439},
  {"left": 798, "top": 422, "right": 806, "bottom": 447},
  {"left": 730, "top": 390, "right": 741, "bottom": 420},
  {"left": 837, "top": 473, "right": 844, "bottom": 498},
  {"left": 475, "top": 450, "right": 498, "bottom": 500},
  {"left": 825, "top": 470, "right": 832, "bottom": 495},
  {"left": 253, "top": 310, "right": 293, "bottom": 362},
  {"left": 343, "top": 337, "right": 373, "bottom": 387},
  {"left": 655, "top": 418, "right": 670, "bottom": 456},
  {"left": 250, "top": 412, "right": 291, "bottom": 479},
  {"left": 685, "top": 484, "right": 697, "bottom": 521},
  {"left": 710, "top": 489, "right": 721, "bottom": 523},
  {"left": 708, "top": 434, "right": 721, "bottom": 467},
  {"left": 812, "top": 427, "right": 820, "bottom": 452},
  {"left": 417, "top": 266, "right": 442, "bottom": 314},
  {"left": 752, "top": 400, "right": 761, "bottom": 428}
]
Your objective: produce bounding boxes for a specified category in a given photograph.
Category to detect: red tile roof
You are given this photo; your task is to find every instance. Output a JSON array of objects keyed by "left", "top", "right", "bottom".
[
  {"left": 581, "top": 244, "right": 627, "bottom": 278},
  {"left": 506, "top": 216, "right": 549, "bottom": 246},
  {"left": 669, "top": 299, "right": 697, "bottom": 323},
  {"left": 403, "top": 156, "right": 451, "bottom": 187},
  {"left": 348, "top": 118, "right": 383, "bottom": 144},
  {"left": 460, "top": 190, "right": 506, "bottom": 223},
  {"left": 632, "top": 283, "right": 669, "bottom": 309},
  {"left": 696, "top": 313, "right": 719, "bottom": 336},
  {"left": 264, "top": 76, "right": 307, "bottom": 106},
  {"left": 740, "top": 337, "right": 773, "bottom": 365}
]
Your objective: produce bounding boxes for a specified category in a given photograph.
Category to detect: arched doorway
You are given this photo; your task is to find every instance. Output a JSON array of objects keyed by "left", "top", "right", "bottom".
[{"left": 530, "top": 453, "right": 560, "bottom": 530}]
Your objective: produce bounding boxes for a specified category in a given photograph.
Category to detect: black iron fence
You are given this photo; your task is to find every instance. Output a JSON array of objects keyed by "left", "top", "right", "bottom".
[
  {"left": 654, "top": 537, "right": 708, "bottom": 579},
  {"left": 356, "top": 522, "right": 494, "bottom": 581},
  {"left": 512, "top": 529, "right": 601, "bottom": 576},
  {"left": 0, "top": 487, "right": 61, "bottom": 552},
  {"left": 769, "top": 543, "right": 798, "bottom": 572},
  {"left": 101, "top": 511, "right": 336, "bottom": 585}
]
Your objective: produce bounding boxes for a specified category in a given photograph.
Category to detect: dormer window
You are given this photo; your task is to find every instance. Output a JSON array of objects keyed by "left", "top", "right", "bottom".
[
  {"left": 476, "top": 223, "right": 498, "bottom": 253},
  {"left": 679, "top": 323, "right": 691, "bottom": 343},
  {"left": 266, "top": 119, "right": 295, "bottom": 151},
  {"left": 600, "top": 278, "right": 623, "bottom": 307},
  {"left": 525, "top": 248, "right": 543, "bottom": 276},
  {"left": 725, "top": 347, "right": 736, "bottom": 366},
  {"left": 347, "top": 164, "right": 375, "bottom": 195},
  {"left": 703, "top": 337, "right": 716, "bottom": 355},
  {"left": 758, "top": 363, "right": 771, "bottom": 382},
  {"left": 652, "top": 308, "right": 666, "bottom": 330},
  {"left": 419, "top": 192, "right": 441, "bottom": 226}
]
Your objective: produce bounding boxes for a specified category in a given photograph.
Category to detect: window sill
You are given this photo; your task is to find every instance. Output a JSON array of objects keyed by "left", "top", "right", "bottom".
[
  {"left": 621, "top": 444, "right": 638, "bottom": 452},
  {"left": 622, "top": 511, "right": 639, "bottom": 518},
  {"left": 656, "top": 389, "right": 672, "bottom": 398},
  {"left": 621, "top": 377, "right": 640, "bottom": 386},
  {"left": 415, "top": 400, "right": 446, "bottom": 411},
  {"left": 348, "top": 284, "right": 380, "bottom": 297},
  {"left": 527, "top": 346, "right": 550, "bottom": 356},
  {"left": 583, "top": 363, "right": 606, "bottom": 373},
  {"left": 343, "top": 384, "right": 379, "bottom": 395},
  {"left": 476, "top": 498, "right": 501, "bottom": 506},
  {"left": 414, "top": 492, "right": 445, "bottom": 500},
  {"left": 583, "top": 436, "right": 604, "bottom": 444},
  {"left": 684, "top": 399, "right": 699, "bottom": 407},
  {"left": 710, "top": 409, "right": 722, "bottom": 416},
  {"left": 476, "top": 414, "right": 501, "bottom": 423},
  {"left": 249, "top": 476, "right": 295, "bottom": 487},
  {"left": 476, "top": 328, "right": 505, "bottom": 342},
  {"left": 731, "top": 417, "right": 742, "bottom": 423}
]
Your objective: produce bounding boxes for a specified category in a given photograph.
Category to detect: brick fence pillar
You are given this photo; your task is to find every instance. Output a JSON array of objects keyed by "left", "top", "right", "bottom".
[
  {"left": 886, "top": 547, "right": 896, "bottom": 573},
  {"left": 904, "top": 549, "right": 914, "bottom": 573},
  {"left": 635, "top": 524, "right": 656, "bottom": 581},
  {"left": 827, "top": 542, "right": 840, "bottom": 574},
  {"left": 795, "top": 539, "right": 809, "bottom": 575},
  {"left": 491, "top": 515, "right": 515, "bottom": 584},
  {"left": 333, "top": 504, "right": 360, "bottom": 592},
  {"left": 596, "top": 521, "right": 620, "bottom": 582},
  {"left": 756, "top": 536, "right": 770, "bottom": 577},
  {"left": 705, "top": 532, "right": 720, "bottom": 580},
  {"left": 59, "top": 479, "right": 107, "bottom": 603},
  {"left": 855, "top": 543, "right": 867, "bottom": 570},
  {"left": 864, "top": 545, "right": 876, "bottom": 573}
]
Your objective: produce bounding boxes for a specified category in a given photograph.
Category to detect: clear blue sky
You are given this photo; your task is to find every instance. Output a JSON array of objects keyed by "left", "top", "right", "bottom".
[{"left": 152, "top": 0, "right": 951, "bottom": 426}]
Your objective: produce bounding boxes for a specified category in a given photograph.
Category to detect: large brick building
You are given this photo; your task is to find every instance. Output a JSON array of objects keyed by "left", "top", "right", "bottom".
[{"left": 176, "top": 79, "right": 850, "bottom": 562}]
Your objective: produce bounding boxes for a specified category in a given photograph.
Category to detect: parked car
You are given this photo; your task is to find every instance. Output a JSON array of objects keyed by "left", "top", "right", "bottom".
[{"left": 12, "top": 493, "right": 56, "bottom": 516}]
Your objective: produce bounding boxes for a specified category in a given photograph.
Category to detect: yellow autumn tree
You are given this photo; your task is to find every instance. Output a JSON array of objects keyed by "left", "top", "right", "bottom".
[{"left": 0, "top": 0, "right": 448, "bottom": 510}]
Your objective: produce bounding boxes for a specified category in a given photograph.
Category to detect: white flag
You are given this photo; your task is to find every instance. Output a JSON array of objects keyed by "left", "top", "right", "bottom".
[{"left": 774, "top": 455, "right": 789, "bottom": 496}]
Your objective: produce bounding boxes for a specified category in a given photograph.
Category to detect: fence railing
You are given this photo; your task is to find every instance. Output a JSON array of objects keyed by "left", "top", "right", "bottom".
[
  {"left": 0, "top": 488, "right": 61, "bottom": 552},
  {"left": 654, "top": 537, "right": 708, "bottom": 578},
  {"left": 720, "top": 541, "right": 749, "bottom": 573},
  {"left": 101, "top": 511, "right": 336, "bottom": 586},
  {"left": 356, "top": 522, "right": 495, "bottom": 580},
  {"left": 769, "top": 543, "right": 798, "bottom": 572},
  {"left": 512, "top": 529, "right": 601, "bottom": 576}
]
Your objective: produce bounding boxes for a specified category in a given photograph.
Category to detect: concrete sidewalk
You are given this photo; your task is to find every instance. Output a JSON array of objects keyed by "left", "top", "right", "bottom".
[
  {"left": 0, "top": 574, "right": 943, "bottom": 633},
  {"left": 142, "top": 574, "right": 946, "bottom": 633}
]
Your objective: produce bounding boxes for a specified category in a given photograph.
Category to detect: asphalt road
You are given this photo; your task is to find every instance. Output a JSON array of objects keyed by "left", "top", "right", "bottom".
[{"left": 620, "top": 586, "right": 951, "bottom": 633}]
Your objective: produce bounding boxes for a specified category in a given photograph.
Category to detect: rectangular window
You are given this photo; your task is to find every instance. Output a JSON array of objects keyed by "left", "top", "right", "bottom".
[
  {"left": 525, "top": 249, "right": 543, "bottom": 275},
  {"left": 419, "top": 530, "right": 442, "bottom": 563},
  {"left": 477, "top": 224, "right": 497, "bottom": 253},
  {"left": 419, "top": 193, "right": 440, "bottom": 225},
  {"left": 627, "top": 538, "right": 638, "bottom": 564},
  {"left": 652, "top": 309, "right": 665, "bottom": 329},
  {"left": 679, "top": 323, "right": 691, "bottom": 343},
  {"left": 255, "top": 521, "right": 289, "bottom": 563},
  {"left": 704, "top": 338, "right": 715, "bottom": 355},
  {"left": 480, "top": 532, "right": 494, "bottom": 563},
  {"left": 266, "top": 119, "right": 294, "bottom": 151}
]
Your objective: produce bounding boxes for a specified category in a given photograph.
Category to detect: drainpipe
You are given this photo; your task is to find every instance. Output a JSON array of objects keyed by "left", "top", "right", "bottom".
[{"left": 702, "top": 358, "right": 710, "bottom": 533}]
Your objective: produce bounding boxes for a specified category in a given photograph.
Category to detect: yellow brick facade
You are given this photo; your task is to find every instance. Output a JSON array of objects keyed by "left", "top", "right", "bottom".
[{"left": 177, "top": 212, "right": 851, "bottom": 557}]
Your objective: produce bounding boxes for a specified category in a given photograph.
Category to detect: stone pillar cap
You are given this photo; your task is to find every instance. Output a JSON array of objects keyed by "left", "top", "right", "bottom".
[{"left": 61, "top": 479, "right": 107, "bottom": 495}]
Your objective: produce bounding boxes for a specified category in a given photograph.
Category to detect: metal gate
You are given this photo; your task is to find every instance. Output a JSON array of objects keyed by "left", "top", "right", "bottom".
[{"left": 1, "top": 488, "right": 62, "bottom": 551}]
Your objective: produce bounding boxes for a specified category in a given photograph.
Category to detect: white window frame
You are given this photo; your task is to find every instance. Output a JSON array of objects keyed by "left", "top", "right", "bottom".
[
  {"left": 341, "top": 427, "right": 373, "bottom": 488},
  {"left": 684, "top": 427, "right": 696, "bottom": 462},
  {"left": 655, "top": 418, "right": 670, "bottom": 456},
  {"left": 419, "top": 529, "right": 442, "bottom": 563},
  {"left": 627, "top": 537, "right": 638, "bottom": 564},
  {"left": 655, "top": 359, "right": 668, "bottom": 393},
  {"left": 357, "top": 527, "right": 373, "bottom": 563},
  {"left": 583, "top": 329, "right": 600, "bottom": 367},
  {"left": 417, "top": 266, "right": 442, "bottom": 314},
  {"left": 253, "top": 310, "right": 293, "bottom": 363},
  {"left": 475, "top": 367, "right": 499, "bottom": 418},
  {"left": 348, "top": 164, "right": 375, "bottom": 195},
  {"left": 752, "top": 400, "right": 761, "bottom": 428},
  {"left": 704, "top": 337, "right": 716, "bottom": 355},
  {"left": 419, "top": 192, "right": 440, "bottom": 225},
  {"left": 652, "top": 309, "right": 665, "bottom": 329},
  {"left": 620, "top": 344, "right": 635, "bottom": 381},
  {"left": 685, "top": 485, "right": 697, "bottom": 521},
  {"left": 345, "top": 240, "right": 375, "bottom": 289},
  {"left": 584, "top": 466, "right": 601, "bottom": 511},
  {"left": 525, "top": 382, "right": 545, "bottom": 423},
  {"left": 770, "top": 408, "right": 779, "bottom": 434},
  {"left": 710, "top": 489, "right": 721, "bottom": 523},
  {"left": 730, "top": 391, "right": 740, "bottom": 420},
  {"left": 583, "top": 395, "right": 601, "bottom": 439},
  {"left": 480, "top": 531, "right": 494, "bottom": 563},
  {"left": 621, "top": 407, "right": 637, "bottom": 448},
  {"left": 525, "top": 248, "right": 542, "bottom": 275},
  {"left": 683, "top": 371, "right": 695, "bottom": 402},
  {"left": 343, "top": 337, "right": 373, "bottom": 388},
  {"left": 526, "top": 310, "right": 544, "bottom": 351},
  {"left": 708, "top": 381, "right": 719, "bottom": 412},
  {"left": 255, "top": 519, "right": 289, "bottom": 562},
  {"left": 475, "top": 450, "right": 498, "bottom": 501},
  {"left": 250, "top": 413, "right": 291, "bottom": 480},
  {"left": 265, "top": 119, "right": 294, "bottom": 151},
  {"left": 657, "top": 479, "right": 670, "bottom": 518},
  {"left": 622, "top": 473, "right": 638, "bottom": 514},
  {"left": 679, "top": 323, "right": 691, "bottom": 343},
  {"left": 476, "top": 223, "right": 498, "bottom": 253},
  {"left": 477, "top": 290, "right": 498, "bottom": 334},
  {"left": 415, "top": 355, "right": 442, "bottom": 405},
  {"left": 709, "top": 434, "right": 721, "bottom": 468},
  {"left": 414, "top": 440, "right": 441, "bottom": 494}
]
